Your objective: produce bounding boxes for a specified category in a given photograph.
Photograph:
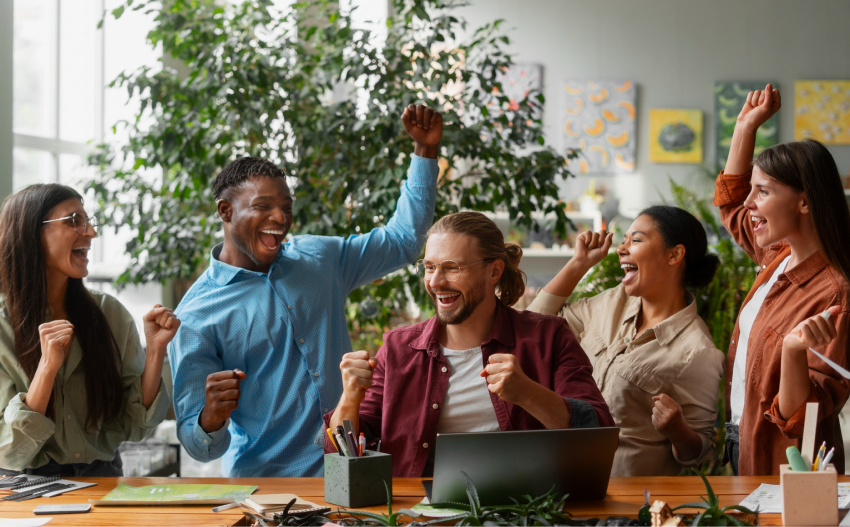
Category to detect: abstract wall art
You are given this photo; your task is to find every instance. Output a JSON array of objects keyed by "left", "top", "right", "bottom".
[
  {"left": 715, "top": 81, "right": 778, "bottom": 167},
  {"left": 795, "top": 80, "right": 850, "bottom": 145},
  {"left": 561, "top": 80, "right": 637, "bottom": 175},
  {"left": 649, "top": 109, "right": 703, "bottom": 163}
]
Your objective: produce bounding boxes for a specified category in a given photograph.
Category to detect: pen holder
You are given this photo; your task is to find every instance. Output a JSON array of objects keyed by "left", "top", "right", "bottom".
[
  {"left": 324, "top": 451, "right": 392, "bottom": 508},
  {"left": 780, "top": 464, "right": 837, "bottom": 526}
]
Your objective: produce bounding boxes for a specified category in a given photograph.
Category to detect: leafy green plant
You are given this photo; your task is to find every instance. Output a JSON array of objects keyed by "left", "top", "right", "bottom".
[
  {"left": 671, "top": 469, "right": 757, "bottom": 526},
  {"left": 87, "top": 0, "right": 576, "bottom": 338}
]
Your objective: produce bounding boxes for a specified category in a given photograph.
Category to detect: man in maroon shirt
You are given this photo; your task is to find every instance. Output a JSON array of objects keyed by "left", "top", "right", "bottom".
[{"left": 324, "top": 212, "right": 613, "bottom": 477}]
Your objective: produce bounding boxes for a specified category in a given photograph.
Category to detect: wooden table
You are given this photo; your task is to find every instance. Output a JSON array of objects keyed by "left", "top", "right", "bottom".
[{"left": 0, "top": 476, "right": 846, "bottom": 526}]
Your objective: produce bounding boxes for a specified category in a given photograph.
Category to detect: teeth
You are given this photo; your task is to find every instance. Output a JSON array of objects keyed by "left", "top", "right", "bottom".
[
  {"left": 436, "top": 293, "right": 460, "bottom": 299},
  {"left": 751, "top": 216, "right": 764, "bottom": 222},
  {"left": 620, "top": 264, "right": 637, "bottom": 270},
  {"left": 261, "top": 230, "right": 284, "bottom": 235},
  {"left": 72, "top": 247, "right": 89, "bottom": 252}
]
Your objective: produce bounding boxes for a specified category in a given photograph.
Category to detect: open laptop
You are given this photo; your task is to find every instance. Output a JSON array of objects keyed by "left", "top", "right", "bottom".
[{"left": 428, "top": 427, "right": 619, "bottom": 505}]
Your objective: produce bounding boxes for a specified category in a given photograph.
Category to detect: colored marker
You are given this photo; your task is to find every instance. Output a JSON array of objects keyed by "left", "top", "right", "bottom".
[
  {"left": 359, "top": 433, "right": 365, "bottom": 456},
  {"left": 347, "top": 431, "right": 359, "bottom": 457},
  {"left": 326, "top": 428, "right": 340, "bottom": 453}
]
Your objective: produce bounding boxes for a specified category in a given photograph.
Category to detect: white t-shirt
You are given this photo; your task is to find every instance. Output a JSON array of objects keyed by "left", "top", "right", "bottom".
[
  {"left": 730, "top": 256, "right": 791, "bottom": 426},
  {"left": 436, "top": 345, "right": 501, "bottom": 434}
]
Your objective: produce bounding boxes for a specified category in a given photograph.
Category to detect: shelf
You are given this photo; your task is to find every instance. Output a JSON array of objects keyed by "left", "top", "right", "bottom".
[{"left": 522, "top": 247, "right": 576, "bottom": 257}]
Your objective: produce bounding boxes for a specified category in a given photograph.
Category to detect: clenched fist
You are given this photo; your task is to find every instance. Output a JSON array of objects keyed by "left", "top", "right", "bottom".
[
  {"left": 200, "top": 369, "right": 246, "bottom": 433},
  {"left": 340, "top": 350, "right": 377, "bottom": 407}
]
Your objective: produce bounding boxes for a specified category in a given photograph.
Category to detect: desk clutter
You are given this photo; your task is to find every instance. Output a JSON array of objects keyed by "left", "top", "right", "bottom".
[{"left": 0, "top": 475, "right": 95, "bottom": 501}]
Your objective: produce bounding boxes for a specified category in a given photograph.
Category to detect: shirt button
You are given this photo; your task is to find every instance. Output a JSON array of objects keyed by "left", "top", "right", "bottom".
[
  {"left": 204, "top": 439, "right": 209, "bottom": 444},
  {"left": 731, "top": 340, "right": 735, "bottom": 344},
  {"left": 299, "top": 338, "right": 305, "bottom": 343},
  {"left": 631, "top": 345, "right": 636, "bottom": 349},
  {"left": 624, "top": 337, "right": 630, "bottom": 343},
  {"left": 432, "top": 403, "right": 438, "bottom": 409},
  {"left": 314, "top": 372, "right": 319, "bottom": 377},
  {"left": 287, "top": 305, "right": 293, "bottom": 309},
  {"left": 441, "top": 367, "right": 447, "bottom": 373},
  {"left": 324, "top": 408, "right": 329, "bottom": 413},
  {"left": 423, "top": 443, "right": 429, "bottom": 449},
  {"left": 762, "top": 265, "right": 766, "bottom": 269},
  {"left": 74, "top": 453, "right": 81, "bottom": 459}
]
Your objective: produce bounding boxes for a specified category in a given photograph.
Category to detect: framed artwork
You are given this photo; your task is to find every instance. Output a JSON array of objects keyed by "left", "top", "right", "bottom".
[
  {"left": 715, "top": 81, "right": 779, "bottom": 167},
  {"left": 795, "top": 80, "right": 850, "bottom": 144},
  {"left": 561, "top": 80, "right": 637, "bottom": 175},
  {"left": 649, "top": 109, "right": 703, "bottom": 163}
]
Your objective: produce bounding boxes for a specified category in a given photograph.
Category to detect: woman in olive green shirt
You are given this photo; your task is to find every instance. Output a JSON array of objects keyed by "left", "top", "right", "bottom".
[
  {"left": 0, "top": 184, "right": 179, "bottom": 476},
  {"left": 527, "top": 206, "right": 725, "bottom": 476}
]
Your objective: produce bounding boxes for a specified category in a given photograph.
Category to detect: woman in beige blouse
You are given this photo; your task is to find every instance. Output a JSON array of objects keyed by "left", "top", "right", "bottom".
[{"left": 527, "top": 206, "right": 724, "bottom": 476}]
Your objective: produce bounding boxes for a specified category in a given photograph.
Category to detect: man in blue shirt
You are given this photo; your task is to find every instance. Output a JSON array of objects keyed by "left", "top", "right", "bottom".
[{"left": 168, "top": 104, "right": 442, "bottom": 476}]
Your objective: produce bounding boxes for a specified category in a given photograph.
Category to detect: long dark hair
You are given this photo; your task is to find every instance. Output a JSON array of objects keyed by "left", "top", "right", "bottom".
[
  {"left": 0, "top": 184, "right": 125, "bottom": 429},
  {"left": 427, "top": 212, "right": 527, "bottom": 306},
  {"left": 754, "top": 139, "right": 850, "bottom": 283},
  {"left": 639, "top": 205, "right": 720, "bottom": 289}
]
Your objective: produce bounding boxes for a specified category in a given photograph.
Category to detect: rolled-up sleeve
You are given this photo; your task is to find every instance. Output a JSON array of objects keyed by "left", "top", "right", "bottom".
[
  {"left": 168, "top": 322, "right": 231, "bottom": 461},
  {"left": 0, "top": 392, "right": 55, "bottom": 471},
  {"left": 670, "top": 347, "right": 725, "bottom": 466},
  {"left": 764, "top": 309, "right": 850, "bottom": 439}
]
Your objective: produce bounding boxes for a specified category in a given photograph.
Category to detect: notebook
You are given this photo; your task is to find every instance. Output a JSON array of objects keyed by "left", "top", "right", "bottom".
[{"left": 241, "top": 494, "right": 326, "bottom": 515}]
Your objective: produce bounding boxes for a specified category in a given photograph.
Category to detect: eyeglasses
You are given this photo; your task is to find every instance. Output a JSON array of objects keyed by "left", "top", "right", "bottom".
[
  {"left": 414, "top": 258, "right": 494, "bottom": 282},
  {"left": 42, "top": 212, "right": 100, "bottom": 235}
]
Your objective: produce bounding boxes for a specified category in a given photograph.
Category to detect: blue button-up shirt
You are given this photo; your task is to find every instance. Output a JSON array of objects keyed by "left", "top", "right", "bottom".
[{"left": 168, "top": 156, "right": 438, "bottom": 477}]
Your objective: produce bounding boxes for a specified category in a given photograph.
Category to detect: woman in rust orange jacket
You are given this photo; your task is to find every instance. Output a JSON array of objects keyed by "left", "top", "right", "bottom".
[{"left": 717, "top": 84, "right": 850, "bottom": 476}]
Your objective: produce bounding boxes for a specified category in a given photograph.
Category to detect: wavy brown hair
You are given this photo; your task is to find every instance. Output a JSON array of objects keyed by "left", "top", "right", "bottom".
[
  {"left": 0, "top": 184, "right": 125, "bottom": 429},
  {"left": 427, "top": 212, "right": 527, "bottom": 306},
  {"left": 754, "top": 139, "right": 850, "bottom": 283}
]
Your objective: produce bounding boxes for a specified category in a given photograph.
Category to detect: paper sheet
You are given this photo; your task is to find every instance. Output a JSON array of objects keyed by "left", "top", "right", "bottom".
[
  {"left": 0, "top": 519, "right": 52, "bottom": 527},
  {"left": 740, "top": 482, "right": 850, "bottom": 513}
]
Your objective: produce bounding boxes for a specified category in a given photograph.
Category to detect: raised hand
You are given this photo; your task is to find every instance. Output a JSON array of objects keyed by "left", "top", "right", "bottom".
[
  {"left": 143, "top": 304, "right": 181, "bottom": 353},
  {"left": 339, "top": 350, "right": 377, "bottom": 407},
  {"left": 737, "top": 83, "right": 781, "bottom": 131},
  {"left": 200, "top": 369, "right": 246, "bottom": 432},
  {"left": 402, "top": 104, "right": 443, "bottom": 159},
  {"left": 38, "top": 320, "right": 74, "bottom": 370},
  {"left": 573, "top": 230, "right": 613, "bottom": 270}
]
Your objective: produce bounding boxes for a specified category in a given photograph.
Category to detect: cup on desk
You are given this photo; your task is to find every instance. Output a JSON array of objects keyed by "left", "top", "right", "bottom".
[
  {"left": 324, "top": 451, "right": 392, "bottom": 508},
  {"left": 780, "top": 463, "right": 838, "bottom": 526}
]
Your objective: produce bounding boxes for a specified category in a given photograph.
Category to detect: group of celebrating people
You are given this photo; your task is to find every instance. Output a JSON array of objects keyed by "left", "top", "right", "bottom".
[{"left": 0, "top": 85, "right": 848, "bottom": 480}]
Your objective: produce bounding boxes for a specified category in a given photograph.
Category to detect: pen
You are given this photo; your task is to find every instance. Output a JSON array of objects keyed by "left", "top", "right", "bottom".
[
  {"left": 813, "top": 442, "right": 826, "bottom": 471},
  {"left": 347, "top": 431, "right": 359, "bottom": 457},
  {"left": 212, "top": 502, "right": 240, "bottom": 512},
  {"left": 334, "top": 433, "right": 350, "bottom": 456},
  {"left": 326, "top": 428, "right": 340, "bottom": 454},
  {"left": 359, "top": 433, "right": 365, "bottom": 456},
  {"left": 822, "top": 447, "right": 835, "bottom": 470}
]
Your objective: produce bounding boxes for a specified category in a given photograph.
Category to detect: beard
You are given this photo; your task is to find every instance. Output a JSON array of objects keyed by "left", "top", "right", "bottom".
[{"left": 429, "top": 278, "right": 486, "bottom": 325}]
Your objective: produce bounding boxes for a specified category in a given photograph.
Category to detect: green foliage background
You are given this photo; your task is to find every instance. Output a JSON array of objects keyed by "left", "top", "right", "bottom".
[{"left": 87, "top": 0, "right": 577, "bottom": 342}]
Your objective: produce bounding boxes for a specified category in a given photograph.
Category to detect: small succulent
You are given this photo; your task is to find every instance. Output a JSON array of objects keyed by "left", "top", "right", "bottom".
[{"left": 671, "top": 470, "right": 758, "bottom": 526}]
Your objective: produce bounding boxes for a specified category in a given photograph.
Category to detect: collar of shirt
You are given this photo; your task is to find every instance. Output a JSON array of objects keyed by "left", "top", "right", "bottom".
[
  {"left": 619, "top": 292, "right": 698, "bottom": 347},
  {"left": 784, "top": 249, "right": 829, "bottom": 286},
  {"left": 207, "top": 242, "right": 286, "bottom": 285},
  {"left": 408, "top": 302, "right": 516, "bottom": 357}
]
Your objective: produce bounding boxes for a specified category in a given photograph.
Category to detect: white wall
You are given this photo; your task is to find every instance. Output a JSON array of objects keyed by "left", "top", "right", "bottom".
[{"left": 456, "top": 0, "right": 850, "bottom": 216}]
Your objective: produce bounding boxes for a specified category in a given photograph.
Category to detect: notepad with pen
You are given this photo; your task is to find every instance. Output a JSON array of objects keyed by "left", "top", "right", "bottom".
[{"left": 241, "top": 494, "right": 330, "bottom": 516}]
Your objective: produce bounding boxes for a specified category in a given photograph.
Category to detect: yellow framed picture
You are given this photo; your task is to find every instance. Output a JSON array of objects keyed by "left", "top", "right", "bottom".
[
  {"left": 649, "top": 109, "right": 703, "bottom": 163},
  {"left": 795, "top": 80, "right": 850, "bottom": 144}
]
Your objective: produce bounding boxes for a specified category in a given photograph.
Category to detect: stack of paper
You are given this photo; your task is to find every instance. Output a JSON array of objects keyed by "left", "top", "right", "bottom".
[{"left": 241, "top": 494, "right": 322, "bottom": 515}]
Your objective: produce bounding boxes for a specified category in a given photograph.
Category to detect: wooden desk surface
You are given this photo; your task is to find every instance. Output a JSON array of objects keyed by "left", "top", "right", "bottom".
[{"left": 0, "top": 476, "right": 845, "bottom": 526}]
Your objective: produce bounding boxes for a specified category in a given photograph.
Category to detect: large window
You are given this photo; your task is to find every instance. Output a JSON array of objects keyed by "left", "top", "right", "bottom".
[{"left": 13, "top": 0, "right": 162, "bottom": 328}]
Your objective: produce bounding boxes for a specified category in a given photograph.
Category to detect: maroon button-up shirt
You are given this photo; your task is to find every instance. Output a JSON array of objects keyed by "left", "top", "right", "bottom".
[{"left": 323, "top": 302, "right": 614, "bottom": 477}]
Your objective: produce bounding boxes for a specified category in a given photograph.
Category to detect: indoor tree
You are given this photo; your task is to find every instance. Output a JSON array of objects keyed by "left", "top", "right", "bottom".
[{"left": 88, "top": 0, "right": 576, "bottom": 344}]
